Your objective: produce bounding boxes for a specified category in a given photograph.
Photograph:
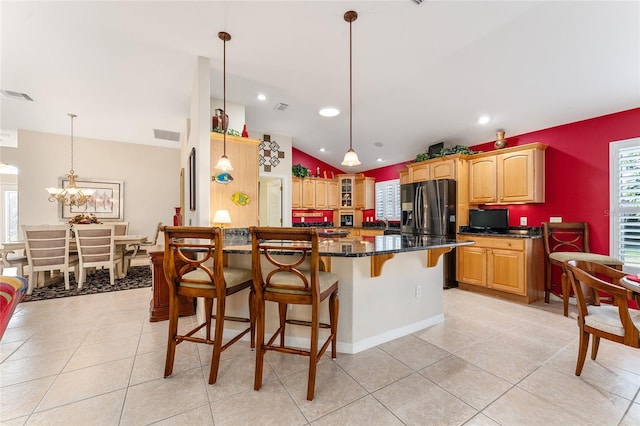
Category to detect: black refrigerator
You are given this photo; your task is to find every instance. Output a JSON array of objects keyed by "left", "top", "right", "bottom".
[{"left": 401, "top": 179, "right": 457, "bottom": 288}]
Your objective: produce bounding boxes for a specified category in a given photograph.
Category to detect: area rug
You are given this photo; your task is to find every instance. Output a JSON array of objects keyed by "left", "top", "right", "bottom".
[{"left": 22, "top": 266, "right": 152, "bottom": 302}]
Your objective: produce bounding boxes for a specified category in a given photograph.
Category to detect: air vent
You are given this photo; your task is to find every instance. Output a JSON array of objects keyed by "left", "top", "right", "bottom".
[
  {"left": 153, "top": 129, "right": 181, "bottom": 142},
  {"left": 0, "top": 90, "right": 33, "bottom": 101},
  {"left": 274, "top": 103, "right": 289, "bottom": 111},
  {"left": 411, "top": 0, "right": 424, "bottom": 4}
]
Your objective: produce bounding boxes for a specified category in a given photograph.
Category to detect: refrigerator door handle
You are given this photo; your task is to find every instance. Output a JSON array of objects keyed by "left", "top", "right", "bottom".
[{"left": 416, "top": 185, "right": 423, "bottom": 231}]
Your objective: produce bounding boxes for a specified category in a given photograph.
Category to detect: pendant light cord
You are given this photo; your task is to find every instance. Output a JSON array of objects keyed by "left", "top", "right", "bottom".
[
  {"left": 223, "top": 35, "right": 227, "bottom": 157},
  {"left": 349, "top": 17, "right": 353, "bottom": 151},
  {"left": 68, "top": 113, "right": 76, "bottom": 174}
]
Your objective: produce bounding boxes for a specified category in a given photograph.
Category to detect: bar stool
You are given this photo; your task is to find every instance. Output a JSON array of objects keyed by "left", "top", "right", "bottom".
[
  {"left": 162, "top": 226, "right": 254, "bottom": 385},
  {"left": 250, "top": 226, "right": 339, "bottom": 400}
]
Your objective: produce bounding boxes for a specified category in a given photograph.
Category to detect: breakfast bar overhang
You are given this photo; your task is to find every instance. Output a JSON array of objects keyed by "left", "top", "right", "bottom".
[{"left": 222, "top": 234, "right": 474, "bottom": 354}]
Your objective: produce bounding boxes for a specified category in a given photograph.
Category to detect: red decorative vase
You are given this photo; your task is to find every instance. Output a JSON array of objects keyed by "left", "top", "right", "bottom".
[
  {"left": 242, "top": 124, "right": 249, "bottom": 138},
  {"left": 173, "top": 207, "right": 183, "bottom": 226}
]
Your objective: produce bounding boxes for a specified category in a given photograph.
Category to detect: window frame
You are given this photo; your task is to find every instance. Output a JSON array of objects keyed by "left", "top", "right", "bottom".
[{"left": 375, "top": 178, "right": 401, "bottom": 221}]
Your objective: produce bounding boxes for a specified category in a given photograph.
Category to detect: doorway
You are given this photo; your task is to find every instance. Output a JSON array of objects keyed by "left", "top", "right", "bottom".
[{"left": 258, "top": 177, "right": 283, "bottom": 227}]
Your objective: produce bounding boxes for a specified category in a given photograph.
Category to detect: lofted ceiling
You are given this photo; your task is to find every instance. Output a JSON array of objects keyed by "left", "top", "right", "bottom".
[{"left": 1, "top": 1, "right": 639, "bottom": 172}]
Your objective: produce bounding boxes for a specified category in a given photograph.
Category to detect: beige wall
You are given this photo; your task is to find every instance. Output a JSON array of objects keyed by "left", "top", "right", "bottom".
[{"left": 0, "top": 129, "right": 180, "bottom": 239}]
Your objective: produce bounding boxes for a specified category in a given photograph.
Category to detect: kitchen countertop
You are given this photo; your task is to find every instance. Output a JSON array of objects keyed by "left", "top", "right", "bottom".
[
  {"left": 224, "top": 234, "right": 473, "bottom": 258},
  {"left": 458, "top": 226, "right": 542, "bottom": 239},
  {"left": 457, "top": 231, "right": 542, "bottom": 239}
]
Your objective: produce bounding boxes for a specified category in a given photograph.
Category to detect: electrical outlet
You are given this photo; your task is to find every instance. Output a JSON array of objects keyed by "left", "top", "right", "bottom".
[
  {"left": 415, "top": 284, "right": 422, "bottom": 298},
  {"left": 301, "top": 217, "right": 305, "bottom": 223},
  {"left": 520, "top": 217, "right": 528, "bottom": 226},
  {"left": 550, "top": 216, "right": 562, "bottom": 223}
]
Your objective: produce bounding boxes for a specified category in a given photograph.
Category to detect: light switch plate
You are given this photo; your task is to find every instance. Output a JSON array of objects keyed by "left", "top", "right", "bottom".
[
  {"left": 520, "top": 217, "right": 528, "bottom": 226},
  {"left": 550, "top": 216, "right": 562, "bottom": 223}
]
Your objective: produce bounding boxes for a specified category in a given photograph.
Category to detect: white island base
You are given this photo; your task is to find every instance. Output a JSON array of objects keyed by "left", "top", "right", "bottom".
[{"left": 222, "top": 248, "right": 446, "bottom": 354}]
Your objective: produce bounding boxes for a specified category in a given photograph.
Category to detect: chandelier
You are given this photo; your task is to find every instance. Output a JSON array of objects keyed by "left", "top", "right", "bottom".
[{"left": 45, "top": 113, "right": 95, "bottom": 207}]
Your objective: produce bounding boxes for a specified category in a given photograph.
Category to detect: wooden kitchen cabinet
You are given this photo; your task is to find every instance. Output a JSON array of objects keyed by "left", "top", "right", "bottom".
[
  {"left": 292, "top": 177, "right": 302, "bottom": 208},
  {"left": 355, "top": 177, "right": 375, "bottom": 210},
  {"left": 469, "top": 143, "right": 546, "bottom": 204},
  {"left": 456, "top": 234, "right": 543, "bottom": 304},
  {"left": 398, "top": 168, "right": 410, "bottom": 184},
  {"left": 314, "top": 178, "right": 328, "bottom": 209},
  {"left": 407, "top": 154, "right": 467, "bottom": 183},
  {"left": 302, "top": 178, "right": 315, "bottom": 209},
  {"left": 338, "top": 175, "right": 355, "bottom": 208},
  {"left": 327, "top": 179, "right": 339, "bottom": 209}
]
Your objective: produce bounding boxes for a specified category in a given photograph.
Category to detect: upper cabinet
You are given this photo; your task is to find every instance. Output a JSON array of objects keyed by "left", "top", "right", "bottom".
[
  {"left": 405, "top": 154, "right": 467, "bottom": 183},
  {"left": 337, "top": 174, "right": 375, "bottom": 210},
  {"left": 210, "top": 133, "right": 259, "bottom": 227},
  {"left": 292, "top": 177, "right": 337, "bottom": 210},
  {"left": 338, "top": 175, "right": 355, "bottom": 208},
  {"left": 327, "top": 180, "right": 339, "bottom": 209},
  {"left": 469, "top": 143, "right": 546, "bottom": 204},
  {"left": 292, "top": 177, "right": 302, "bottom": 208},
  {"left": 398, "top": 168, "right": 410, "bottom": 185},
  {"left": 355, "top": 177, "right": 375, "bottom": 210}
]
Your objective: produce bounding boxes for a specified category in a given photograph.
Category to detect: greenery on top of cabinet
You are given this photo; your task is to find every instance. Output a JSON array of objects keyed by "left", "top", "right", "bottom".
[
  {"left": 412, "top": 145, "right": 479, "bottom": 163},
  {"left": 292, "top": 164, "right": 311, "bottom": 177}
]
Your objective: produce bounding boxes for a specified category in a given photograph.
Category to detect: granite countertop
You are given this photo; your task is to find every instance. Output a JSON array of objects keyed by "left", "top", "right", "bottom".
[{"left": 223, "top": 234, "right": 473, "bottom": 258}]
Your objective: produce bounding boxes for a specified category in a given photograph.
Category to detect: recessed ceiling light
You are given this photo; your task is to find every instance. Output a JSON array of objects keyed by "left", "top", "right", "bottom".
[
  {"left": 478, "top": 115, "right": 491, "bottom": 125},
  {"left": 376, "top": 158, "right": 383, "bottom": 162},
  {"left": 319, "top": 147, "right": 326, "bottom": 152},
  {"left": 257, "top": 93, "right": 266, "bottom": 101},
  {"left": 319, "top": 107, "right": 340, "bottom": 117}
]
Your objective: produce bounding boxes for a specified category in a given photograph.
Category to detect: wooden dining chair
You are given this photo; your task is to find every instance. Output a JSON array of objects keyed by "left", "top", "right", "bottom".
[
  {"left": 22, "top": 225, "right": 79, "bottom": 294},
  {"left": 250, "top": 226, "right": 339, "bottom": 400},
  {"left": 542, "top": 222, "right": 623, "bottom": 316},
  {"left": 162, "top": 226, "right": 254, "bottom": 385},
  {"left": 565, "top": 260, "right": 640, "bottom": 376},
  {"left": 74, "top": 224, "right": 122, "bottom": 287}
]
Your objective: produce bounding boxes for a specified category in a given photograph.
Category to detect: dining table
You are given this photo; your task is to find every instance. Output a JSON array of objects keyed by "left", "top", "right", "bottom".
[
  {"left": 619, "top": 275, "right": 640, "bottom": 305},
  {"left": 0, "top": 234, "right": 148, "bottom": 281}
]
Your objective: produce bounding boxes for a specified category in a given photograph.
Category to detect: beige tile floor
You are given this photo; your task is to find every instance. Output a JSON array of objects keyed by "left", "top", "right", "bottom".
[{"left": 1, "top": 287, "right": 639, "bottom": 425}]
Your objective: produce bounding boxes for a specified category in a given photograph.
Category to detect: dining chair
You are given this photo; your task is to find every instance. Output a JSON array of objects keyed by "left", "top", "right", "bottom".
[
  {"left": 112, "top": 221, "right": 129, "bottom": 236},
  {"left": 162, "top": 226, "right": 254, "bottom": 385},
  {"left": 74, "top": 224, "right": 122, "bottom": 287},
  {"left": 250, "top": 226, "right": 339, "bottom": 400},
  {"left": 22, "top": 225, "right": 79, "bottom": 295},
  {"left": 542, "top": 222, "right": 623, "bottom": 316},
  {"left": 565, "top": 260, "right": 639, "bottom": 375}
]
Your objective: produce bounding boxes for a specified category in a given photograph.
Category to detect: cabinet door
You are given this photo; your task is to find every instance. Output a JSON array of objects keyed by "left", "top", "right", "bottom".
[
  {"left": 487, "top": 249, "right": 525, "bottom": 295},
  {"left": 302, "top": 178, "right": 315, "bottom": 209},
  {"left": 399, "top": 169, "right": 410, "bottom": 185},
  {"left": 409, "top": 163, "right": 429, "bottom": 183},
  {"left": 355, "top": 179, "right": 364, "bottom": 209},
  {"left": 430, "top": 159, "right": 456, "bottom": 180},
  {"left": 315, "top": 179, "right": 328, "bottom": 209},
  {"left": 292, "top": 177, "right": 302, "bottom": 208},
  {"left": 469, "top": 157, "right": 497, "bottom": 203},
  {"left": 327, "top": 180, "right": 339, "bottom": 209},
  {"left": 457, "top": 246, "right": 487, "bottom": 286},
  {"left": 340, "top": 177, "right": 354, "bottom": 208},
  {"left": 498, "top": 149, "right": 544, "bottom": 203}
]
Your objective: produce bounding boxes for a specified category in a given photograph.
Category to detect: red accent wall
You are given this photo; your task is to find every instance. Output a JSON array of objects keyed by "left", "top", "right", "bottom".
[
  {"left": 364, "top": 108, "right": 640, "bottom": 255},
  {"left": 292, "top": 147, "right": 344, "bottom": 178},
  {"left": 291, "top": 209, "right": 334, "bottom": 224}
]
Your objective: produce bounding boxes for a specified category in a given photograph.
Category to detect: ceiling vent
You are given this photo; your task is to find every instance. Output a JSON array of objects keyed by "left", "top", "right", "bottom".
[
  {"left": 411, "top": 0, "right": 424, "bottom": 4},
  {"left": 0, "top": 90, "right": 33, "bottom": 101},
  {"left": 274, "top": 103, "right": 289, "bottom": 111},
  {"left": 153, "top": 129, "right": 181, "bottom": 142}
]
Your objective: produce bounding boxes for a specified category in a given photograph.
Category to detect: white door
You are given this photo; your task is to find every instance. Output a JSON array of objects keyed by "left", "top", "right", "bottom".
[{"left": 266, "top": 179, "right": 282, "bottom": 227}]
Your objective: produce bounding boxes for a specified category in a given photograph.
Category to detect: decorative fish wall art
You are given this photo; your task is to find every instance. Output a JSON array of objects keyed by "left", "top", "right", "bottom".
[
  {"left": 231, "top": 192, "right": 250, "bottom": 206},
  {"left": 212, "top": 172, "right": 233, "bottom": 184}
]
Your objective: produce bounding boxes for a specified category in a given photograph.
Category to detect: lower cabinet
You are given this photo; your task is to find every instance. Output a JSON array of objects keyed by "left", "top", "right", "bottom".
[{"left": 456, "top": 235, "right": 543, "bottom": 303}]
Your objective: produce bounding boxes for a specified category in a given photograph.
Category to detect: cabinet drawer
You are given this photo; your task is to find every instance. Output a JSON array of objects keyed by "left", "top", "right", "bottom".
[{"left": 458, "top": 236, "right": 525, "bottom": 251}]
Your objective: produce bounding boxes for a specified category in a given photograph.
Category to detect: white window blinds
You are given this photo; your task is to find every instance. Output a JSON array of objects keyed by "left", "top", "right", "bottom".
[
  {"left": 610, "top": 138, "right": 640, "bottom": 273},
  {"left": 375, "top": 179, "right": 400, "bottom": 221}
]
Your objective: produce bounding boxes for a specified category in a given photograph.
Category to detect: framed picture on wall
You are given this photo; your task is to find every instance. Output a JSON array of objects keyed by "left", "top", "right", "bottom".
[
  {"left": 59, "top": 177, "right": 124, "bottom": 220},
  {"left": 189, "top": 147, "right": 196, "bottom": 211}
]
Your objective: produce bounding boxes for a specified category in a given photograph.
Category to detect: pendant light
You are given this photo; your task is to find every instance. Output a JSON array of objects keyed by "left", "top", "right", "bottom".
[
  {"left": 341, "top": 10, "right": 361, "bottom": 167},
  {"left": 214, "top": 31, "right": 233, "bottom": 171}
]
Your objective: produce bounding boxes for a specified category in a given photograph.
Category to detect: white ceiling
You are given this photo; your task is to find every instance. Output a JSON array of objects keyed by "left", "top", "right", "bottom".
[{"left": 2, "top": 1, "right": 639, "bottom": 172}]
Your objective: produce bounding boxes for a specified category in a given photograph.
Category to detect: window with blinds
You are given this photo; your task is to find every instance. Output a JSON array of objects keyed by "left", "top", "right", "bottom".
[
  {"left": 610, "top": 138, "right": 640, "bottom": 273},
  {"left": 375, "top": 179, "right": 401, "bottom": 221}
]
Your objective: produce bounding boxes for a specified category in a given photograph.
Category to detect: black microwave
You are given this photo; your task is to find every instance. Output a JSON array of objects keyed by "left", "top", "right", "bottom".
[{"left": 340, "top": 214, "right": 354, "bottom": 227}]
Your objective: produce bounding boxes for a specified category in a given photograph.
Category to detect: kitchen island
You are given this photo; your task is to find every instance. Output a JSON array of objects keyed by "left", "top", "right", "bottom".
[{"left": 220, "top": 234, "right": 473, "bottom": 354}]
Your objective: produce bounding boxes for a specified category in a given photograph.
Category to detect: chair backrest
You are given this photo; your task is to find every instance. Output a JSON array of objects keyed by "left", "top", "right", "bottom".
[
  {"left": 250, "top": 226, "right": 320, "bottom": 297},
  {"left": 566, "top": 260, "right": 639, "bottom": 346},
  {"left": 151, "top": 222, "right": 162, "bottom": 245},
  {"left": 22, "top": 225, "right": 71, "bottom": 269},
  {"left": 112, "top": 222, "right": 129, "bottom": 236},
  {"left": 542, "top": 222, "right": 590, "bottom": 256},
  {"left": 74, "top": 224, "right": 116, "bottom": 266},
  {"left": 162, "top": 226, "right": 225, "bottom": 296}
]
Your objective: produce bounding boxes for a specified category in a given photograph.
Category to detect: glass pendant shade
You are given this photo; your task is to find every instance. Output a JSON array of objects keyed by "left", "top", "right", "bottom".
[
  {"left": 214, "top": 155, "right": 233, "bottom": 171},
  {"left": 341, "top": 148, "right": 361, "bottom": 166}
]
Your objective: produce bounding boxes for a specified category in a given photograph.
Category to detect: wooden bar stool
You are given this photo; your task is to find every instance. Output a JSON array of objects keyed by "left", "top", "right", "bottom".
[
  {"left": 162, "top": 226, "right": 254, "bottom": 385},
  {"left": 250, "top": 226, "right": 339, "bottom": 400}
]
